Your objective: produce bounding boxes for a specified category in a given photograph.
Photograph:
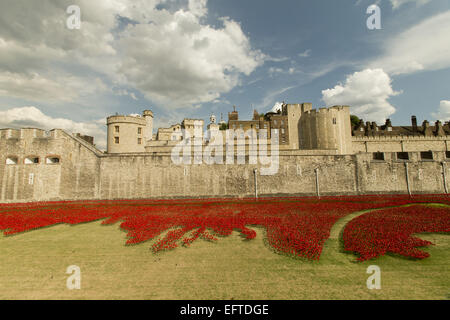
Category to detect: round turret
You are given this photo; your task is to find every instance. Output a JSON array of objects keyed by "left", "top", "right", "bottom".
[{"left": 107, "top": 113, "right": 147, "bottom": 153}]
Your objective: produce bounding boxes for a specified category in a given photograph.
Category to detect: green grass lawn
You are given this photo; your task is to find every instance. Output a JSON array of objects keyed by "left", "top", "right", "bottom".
[{"left": 0, "top": 209, "right": 448, "bottom": 300}]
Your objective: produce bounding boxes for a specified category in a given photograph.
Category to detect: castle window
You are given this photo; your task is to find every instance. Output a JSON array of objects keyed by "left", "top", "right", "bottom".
[
  {"left": 138, "top": 127, "right": 142, "bottom": 134},
  {"left": 281, "top": 120, "right": 284, "bottom": 125},
  {"left": 360, "top": 127, "right": 364, "bottom": 132},
  {"left": 387, "top": 127, "right": 393, "bottom": 132},
  {"left": 373, "top": 152, "right": 385, "bottom": 161},
  {"left": 274, "top": 120, "right": 277, "bottom": 125},
  {"left": 138, "top": 138, "right": 142, "bottom": 145},
  {"left": 24, "top": 157, "right": 39, "bottom": 164},
  {"left": 446, "top": 151, "right": 450, "bottom": 159},
  {"left": 332, "top": 118, "right": 337, "bottom": 125},
  {"left": 46, "top": 157, "right": 60, "bottom": 164},
  {"left": 396, "top": 152, "right": 409, "bottom": 161},
  {"left": 6, "top": 157, "right": 18, "bottom": 165},
  {"left": 115, "top": 126, "right": 120, "bottom": 133},
  {"left": 115, "top": 137, "right": 119, "bottom": 144},
  {"left": 420, "top": 151, "right": 433, "bottom": 160},
  {"left": 281, "top": 128, "right": 285, "bottom": 134}
]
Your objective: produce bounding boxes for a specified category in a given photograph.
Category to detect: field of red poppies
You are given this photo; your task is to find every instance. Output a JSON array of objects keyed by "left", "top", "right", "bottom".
[
  {"left": 343, "top": 204, "right": 450, "bottom": 261},
  {"left": 0, "top": 195, "right": 449, "bottom": 261}
]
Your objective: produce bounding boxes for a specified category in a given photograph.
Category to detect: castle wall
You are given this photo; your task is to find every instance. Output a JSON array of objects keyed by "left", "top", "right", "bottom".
[
  {"left": 0, "top": 129, "right": 101, "bottom": 202},
  {"left": 1, "top": 129, "right": 449, "bottom": 203},
  {"left": 352, "top": 136, "right": 450, "bottom": 153}
]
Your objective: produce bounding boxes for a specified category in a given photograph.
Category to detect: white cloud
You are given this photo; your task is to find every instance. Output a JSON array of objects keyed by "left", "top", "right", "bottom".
[
  {"left": 188, "top": 0, "right": 208, "bottom": 17},
  {"left": 390, "top": 0, "right": 431, "bottom": 10},
  {"left": 368, "top": 10, "right": 450, "bottom": 75},
  {"left": 118, "top": 12, "right": 263, "bottom": 107},
  {"left": 114, "top": 88, "right": 139, "bottom": 101},
  {"left": 431, "top": 100, "right": 450, "bottom": 121},
  {"left": 0, "top": 0, "right": 263, "bottom": 108},
  {"left": 264, "top": 56, "right": 289, "bottom": 63},
  {"left": 260, "top": 86, "right": 295, "bottom": 110},
  {"left": 298, "top": 49, "right": 311, "bottom": 58},
  {"left": 321, "top": 68, "right": 399, "bottom": 123},
  {"left": 268, "top": 67, "right": 284, "bottom": 76},
  {"left": 0, "top": 72, "right": 108, "bottom": 103},
  {"left": 0, "top": 106, "right": 107, "bottom": 150}
]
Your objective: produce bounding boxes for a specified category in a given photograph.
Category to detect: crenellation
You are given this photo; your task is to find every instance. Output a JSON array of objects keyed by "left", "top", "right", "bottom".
[{"left": 2, "top": 102, "right": 450, "bottom": 202}]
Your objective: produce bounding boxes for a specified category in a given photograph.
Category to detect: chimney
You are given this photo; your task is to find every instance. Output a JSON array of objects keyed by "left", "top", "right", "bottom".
[
  {"left": 423, "top": 120, "right": 432, "bottom": 136},
  {"left": 371, "top": 122, "right": 378, "bottom": 132},
  {"left": 435, "top": 120, "right": 445, "bottom": 137},
  {"left": 365, "top": 121, "right": 372, "bottom": 136},
  {"left": 412, "top": 116, "right": 418, "bottom": 134},
  {"left": 253, "top": 109, "right": 260, "bottom": 121}
]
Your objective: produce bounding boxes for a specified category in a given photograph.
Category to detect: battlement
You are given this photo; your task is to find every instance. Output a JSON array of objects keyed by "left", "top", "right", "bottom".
[
  {"left": 329, "top": 105, "right": 350, "bottom": 111},
  {"left": 352, "top": 135, "right": 450, "bottom": 141},
  {"left": 143, "top": 110, "right": 154, "bottom": 117},
  {"left": 0, "top": 128, "right": 62, "bottom": 140},
  {"left": 106, "top": 115, "right": 147, "bottom": 125},
  {"left": 303, "top": 105, "right": 349, "bottom": 115}
]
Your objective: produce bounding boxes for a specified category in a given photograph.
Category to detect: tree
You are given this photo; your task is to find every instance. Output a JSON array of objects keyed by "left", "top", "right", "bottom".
[{"left": 350, "top": 115, "right": 360, "bottom": 127}]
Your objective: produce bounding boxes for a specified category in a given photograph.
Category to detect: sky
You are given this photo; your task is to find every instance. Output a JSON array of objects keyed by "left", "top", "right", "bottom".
[{"left": 0, "top": 0, "right": 449, "bottom": 150}]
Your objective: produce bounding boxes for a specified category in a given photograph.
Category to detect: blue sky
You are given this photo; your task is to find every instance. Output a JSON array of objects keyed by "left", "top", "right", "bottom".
[{"left": 0, "top": 0, "right": 449, "bottom": 149}]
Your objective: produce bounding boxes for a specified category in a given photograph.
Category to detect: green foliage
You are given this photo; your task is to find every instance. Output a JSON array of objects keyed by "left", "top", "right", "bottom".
[{"left": 350, "top": 115, "right": 360, "bottom": 127}]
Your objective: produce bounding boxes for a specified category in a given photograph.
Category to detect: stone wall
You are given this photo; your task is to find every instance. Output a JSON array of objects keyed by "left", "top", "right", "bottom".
[
  {"left": 352, "top": 136, "right": 450, "bottom": 153},
  {"left": 0, "top": 129, "right": 449, "bottom": 203}
]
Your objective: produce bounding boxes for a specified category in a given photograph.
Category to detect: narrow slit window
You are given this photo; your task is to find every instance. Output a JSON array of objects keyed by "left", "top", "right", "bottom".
[
  {"left": 6, "top": 157, "right": 18, "bottom": 165},
  {"left": 24, "top": 157, "right": 39, "bottom": 164},
  {"left": 46, "top": 157, "right": 60, "bottom": 164}
]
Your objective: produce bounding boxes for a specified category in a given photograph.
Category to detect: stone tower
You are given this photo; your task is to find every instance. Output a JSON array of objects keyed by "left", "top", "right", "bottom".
[
  {"left": 143, "top": 110, "right": 154, "bottom": 142},
  {"left": 299, "top": 105, "right": 352, "bottom": 154},
  {"left": 286, "top": 103, "right": 312, "bottom": 150},
  {"left": 107, "top": 110, "right": 152, "bottom": 153}
]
